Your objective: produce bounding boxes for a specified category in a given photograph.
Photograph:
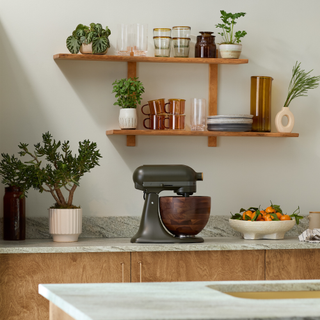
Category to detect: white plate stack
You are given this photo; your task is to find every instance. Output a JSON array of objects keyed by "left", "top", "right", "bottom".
[{"left": 207, "top": 114, "right": 253, "bottom": 132}]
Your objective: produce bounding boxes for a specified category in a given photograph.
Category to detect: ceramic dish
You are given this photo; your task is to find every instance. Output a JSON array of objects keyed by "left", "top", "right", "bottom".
[
  {"left": 229, "top": 219, "right": 296, "bottom": 240},
  {"left": 207, "top": 118, "right": 253, "bottom": 124},
  {"left": 207, "top": 114, "right": 253, "bottom": 119},
  {"left": 207, "top": 124, "right": 252, "bottom": 132}
]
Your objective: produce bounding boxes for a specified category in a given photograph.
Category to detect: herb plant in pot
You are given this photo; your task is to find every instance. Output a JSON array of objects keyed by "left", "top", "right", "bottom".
[
  {"left": 7, "top": 132, "right": 102, "bottom": 242},
  {"left": 215, "top": 10, "right": 247, "bottom": 59},
  {"left": 66, "top": 23, "right": 111, "bottom": 55},
  {"left": 112, "top": 77, "right": 145, "bottom": 129},
  {"left": 275, "top": 62, "right": 320, "bottom": 133}
]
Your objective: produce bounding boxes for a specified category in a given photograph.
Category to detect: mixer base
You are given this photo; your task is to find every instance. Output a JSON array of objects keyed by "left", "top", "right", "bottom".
[{"left": 132, "top": 236, "right": 204, "bottom": 243}]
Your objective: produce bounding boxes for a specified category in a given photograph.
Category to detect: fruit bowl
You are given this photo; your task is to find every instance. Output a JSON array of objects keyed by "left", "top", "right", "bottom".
[{"left": 229, "top": 219, "right": 296, "bottom": 240}]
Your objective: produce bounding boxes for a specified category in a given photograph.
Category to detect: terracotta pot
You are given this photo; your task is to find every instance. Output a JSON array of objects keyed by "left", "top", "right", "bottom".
[{"left": 80, "top": 43, "right": 108, "bottom": 55}]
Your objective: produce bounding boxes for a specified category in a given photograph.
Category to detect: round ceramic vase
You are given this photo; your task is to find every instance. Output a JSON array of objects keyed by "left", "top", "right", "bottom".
[
  {"left": 275, "top": 107, "right": 295, "bottom": 133},
  {"left": 219, "top": 44, "right": 242, "bottom": 59},
  {"left": 49, "top": 208, "right": 82, "bottom": 242},
  {"left": 119, "top": 108, "right": 137, "bottom": 129}
]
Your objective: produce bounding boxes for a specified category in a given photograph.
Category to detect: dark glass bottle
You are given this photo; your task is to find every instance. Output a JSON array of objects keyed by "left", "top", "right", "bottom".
[
  {"left": 195, "top": 32, "right": 216, "bottom": 58},
  {"left": 3, "top": 186, "right": 25, "bottom": 240}
]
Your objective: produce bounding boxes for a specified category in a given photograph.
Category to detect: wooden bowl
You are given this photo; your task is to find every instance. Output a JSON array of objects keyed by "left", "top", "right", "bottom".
[{"left": 159, "top": 196, "right": 211, "bottom": 236}]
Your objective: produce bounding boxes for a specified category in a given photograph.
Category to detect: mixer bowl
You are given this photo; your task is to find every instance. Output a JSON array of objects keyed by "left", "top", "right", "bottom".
[{"left": 159, "top": 196, "right": 211, "bottom": 237}]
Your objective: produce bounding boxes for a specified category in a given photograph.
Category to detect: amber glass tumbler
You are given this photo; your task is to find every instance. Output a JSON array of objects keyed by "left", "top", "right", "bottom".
[{"left": 250, "top": 76, "right": 273, "bottom": 132}]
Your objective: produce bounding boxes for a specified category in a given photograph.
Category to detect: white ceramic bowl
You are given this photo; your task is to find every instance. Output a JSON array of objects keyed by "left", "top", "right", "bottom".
[{"left": 229, "top": 219, "right": 296, "bottom": 240}]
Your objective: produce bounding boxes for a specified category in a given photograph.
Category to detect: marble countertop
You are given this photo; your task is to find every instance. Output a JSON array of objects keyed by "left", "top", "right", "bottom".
[
  {"left": 39, "top": 280, "right": 320, "bottom": 320},
  {"left": 1, "top": 236, "right": 320, "bottom": 254}
]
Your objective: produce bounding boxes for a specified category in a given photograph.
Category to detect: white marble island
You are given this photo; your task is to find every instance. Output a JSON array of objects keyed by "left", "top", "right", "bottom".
[{"left": 39, "top": 280, "right": 320, "bottom": 320}]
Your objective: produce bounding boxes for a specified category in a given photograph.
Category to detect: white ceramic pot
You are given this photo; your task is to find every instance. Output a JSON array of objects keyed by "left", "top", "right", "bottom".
[
  {"left": 49, "top": 208, "right": 82, "bottom": 242},
  {"left": 119, "top": 108, "right": 137, "bottom": 129},
  {"left": 275, "top": 107, "right": 295, "bottom": 133},
  {"left": 80, "top": 43, "right": 108, "bottom": 55},
  {"left": 219, "top": 44, "right": 242, "bottom": 59}
]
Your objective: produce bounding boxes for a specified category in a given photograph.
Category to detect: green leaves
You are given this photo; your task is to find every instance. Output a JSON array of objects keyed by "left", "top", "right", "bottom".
[
  {"left": 92, "top": 37, "right": 109, "bottom": 54},
  {"left": 283, "top": 62, "right": 320, "bottom": 108},
  {"left": 112, "top": 77, "right": 145, "bottom": 108},
  {"left": 66, "top": 36, "right": 81, "bottom": 54},
  {"left": 215, "top": 10, "right": 247, "bottom": 44}
]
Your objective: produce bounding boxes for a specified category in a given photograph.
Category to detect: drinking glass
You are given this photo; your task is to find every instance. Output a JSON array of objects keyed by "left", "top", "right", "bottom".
[
  {"left": 172, "top": 38, "right": 191, "bottom": 58},
  {"left": 132, "top": 24, "right": 148, "bottom": 56},
  {"left": 191, "top": 98, "right": 207, "bottom": 131},
  {"left": 116, "top": 24, "right": 132, "bottom": 56}
]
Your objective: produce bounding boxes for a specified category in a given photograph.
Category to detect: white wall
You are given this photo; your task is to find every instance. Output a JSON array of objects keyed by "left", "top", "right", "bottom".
[{"left": 1, "top": 0, "right": 320, "bottom": 219}]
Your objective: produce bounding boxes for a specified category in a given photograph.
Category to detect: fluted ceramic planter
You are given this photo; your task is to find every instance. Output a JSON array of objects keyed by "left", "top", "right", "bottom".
[
  {"left": 219, "top": 44, "right": 242, "bottom": 59},
  {"left": 80, "top": 43, "right": 108, "bottom": 55},
  {"left": 49, "top": 208, "right": 82, "bottom": 242},
  {"left": 275, "top": 107, "right": 295, "bottom": 133},
  {"left": 119, "top": 108, "right": 137, "bottom": 129}
]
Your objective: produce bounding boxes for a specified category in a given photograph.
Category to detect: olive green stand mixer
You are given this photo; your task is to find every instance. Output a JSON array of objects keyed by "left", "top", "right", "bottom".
[{"left": 131, "top": 165, "right": 210, "bottom": 243}]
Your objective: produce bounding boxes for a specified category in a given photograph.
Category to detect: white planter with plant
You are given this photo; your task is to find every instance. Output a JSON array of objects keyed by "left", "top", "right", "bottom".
[
  {"left": 112, "top": 77, "right": 145, "bottom": 130},
  {"left": 215, "top": 10, "right": 247, "bottom": 59},
  {"left": 275, "top": 62, "right": 320, "bottom": 133},
  {"left": 66, "top": 23, "right": 111, "bottom": 55},
  {"left": 1, "top": 132, "right": 102, "bottom": 242}
]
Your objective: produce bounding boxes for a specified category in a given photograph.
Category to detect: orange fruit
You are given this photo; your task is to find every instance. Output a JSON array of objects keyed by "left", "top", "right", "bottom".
[
  {"left": 280, "top": 214, "right": 291, "bottom": 221},
  {"left": 243, "top": 210, "right": 253, "bottom": 220},
  {"left": 275, "top": 212, "right": 282, "bottom": 219},
  {"left": 260, "top": 210, "right": 266, "bottom": 216},
  {"left": 265, "top": 206, "right": 276, "bottom": 214}
]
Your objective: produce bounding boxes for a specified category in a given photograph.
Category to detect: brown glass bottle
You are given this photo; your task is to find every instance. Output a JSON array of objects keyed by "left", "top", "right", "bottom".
[
  {"left": 195, "top": 32, "right": 216, "bottom": 58},
  {"left": 3, "top": 186, "right": 25, "bottom": 240}
]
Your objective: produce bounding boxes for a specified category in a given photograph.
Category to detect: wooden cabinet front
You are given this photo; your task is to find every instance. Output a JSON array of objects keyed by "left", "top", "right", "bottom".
[
  {"left": 0, "top": 252, "right": 130, "bottom": 320},
  {"left": 131, "top": 250, "right": 265, "bottom": 282}
]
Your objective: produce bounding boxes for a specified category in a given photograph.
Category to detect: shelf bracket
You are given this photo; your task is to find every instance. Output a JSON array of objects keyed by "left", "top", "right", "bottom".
[{"left": 208, "top": 64, "right": 218, "bottom": 147}]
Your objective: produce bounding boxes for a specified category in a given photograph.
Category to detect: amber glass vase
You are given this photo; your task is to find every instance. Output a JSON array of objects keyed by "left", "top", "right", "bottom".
[
  {"left": 3, "top": 186, "right": 25, "bottom": 240},
  {"left": 250, "top": 76, "right": 273, "bottom": 132}
]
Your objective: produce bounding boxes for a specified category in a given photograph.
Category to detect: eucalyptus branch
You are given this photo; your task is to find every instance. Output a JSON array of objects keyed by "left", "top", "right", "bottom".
[{"left": 283, "top": 62, "right": 320, "bottom": 108}]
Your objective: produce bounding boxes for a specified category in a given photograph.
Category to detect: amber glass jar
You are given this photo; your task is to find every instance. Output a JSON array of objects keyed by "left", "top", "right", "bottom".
[
  {"left": 250, "top": 76, "right": 273, "bottom": 132},
  {"left": 3, "top": 186, "right": 25, "bottom": 240},
  {"left": 195, "top": 32, "right": 216, "bottom": 58}
]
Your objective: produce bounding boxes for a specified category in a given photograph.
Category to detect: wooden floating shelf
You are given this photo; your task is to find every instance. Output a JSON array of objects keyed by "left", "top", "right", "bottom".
[
  {"left": 106, "top": 130, "right": 299, "bottom": 147},
  {"left": 53, "top": 54, "right": 248, "bottom": 65}
]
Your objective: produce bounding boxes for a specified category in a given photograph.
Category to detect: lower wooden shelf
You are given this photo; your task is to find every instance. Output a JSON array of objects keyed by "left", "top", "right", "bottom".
[{"left": 106, "top": 129, "right": 299, "bottom": 147}]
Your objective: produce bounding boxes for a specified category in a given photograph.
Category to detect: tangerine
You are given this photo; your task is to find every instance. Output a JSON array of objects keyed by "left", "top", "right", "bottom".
[
  {"left": 265, "top": 206, "right": 276, "bottom": 214},
  {"left": 280, "top": 215, "right": 291, "bottom": 221}
]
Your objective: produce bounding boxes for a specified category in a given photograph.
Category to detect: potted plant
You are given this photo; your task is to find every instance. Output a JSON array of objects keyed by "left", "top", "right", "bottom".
[
  {"left": 215, "top": 10, "right": 247, "bottom": 58},
  {"left": 1, "top": 132, "right": 102, "bottom": 242},
  {"left": 112, "top": 77, "right": 145, "bottom": 129},
  {"left": 0, "top": 155, "right": 34, "bottom": 240},
  {"left": 66, "top": 23, "right": 111, "bottom": 55},
  {"left": 275, "top": 62, "right": 320, "bottom": 133}
]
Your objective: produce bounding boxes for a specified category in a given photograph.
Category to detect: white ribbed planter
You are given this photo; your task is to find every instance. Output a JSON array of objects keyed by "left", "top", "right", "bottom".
[
  {"left": 219, "top": 44, "right": 242, "bottom": 59},
  {"left": 119, "top": 108, "right": 137, "bottom": 129},
  {"left": 49, "top": 208, "right": 82, "bottom": 242}
]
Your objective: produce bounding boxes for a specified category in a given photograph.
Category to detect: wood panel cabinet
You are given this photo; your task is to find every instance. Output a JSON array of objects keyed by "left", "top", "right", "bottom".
[
  {"left": 131, "top": 250, "right": 265, "bottom": 282},
  {"left": 266, "top": 249, "right": 320, "bottom": 280},
  {"left": 0, "top": 252, "right": 130, "bottom": 320}
]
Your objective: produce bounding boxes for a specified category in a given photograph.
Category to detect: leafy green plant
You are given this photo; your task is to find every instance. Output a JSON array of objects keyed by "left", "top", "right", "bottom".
[
  {"left": 283, "top": 62, "right": 320, "bottom": 108},
  {"left": 0, "top": 132, "right": 102, "bottom": 208},
  {"left": 215, "top": 10, "right": 247, "bottom": 44},
  {"left": 66, "top": 23, "right": 111, "bottom": 54},
  {"left": 112, "top": 77, "right": 145, "bottom": 108}
]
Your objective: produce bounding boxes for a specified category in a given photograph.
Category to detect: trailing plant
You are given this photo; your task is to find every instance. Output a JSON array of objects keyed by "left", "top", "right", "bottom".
[
  {"left": 283, "top": 61, "right": 320, "bottom": 108},
  {"left": 215, "top": 10, "right": 247, "bottom": 44},
  {"left": 66, "top": 23, "right": 111, "bottom": 54},
  {"left": 112, "top": 77, "right": 145, "bottom": 108},
  {"left": 1, "top": 132, "right": 102, "bottom": 208}
]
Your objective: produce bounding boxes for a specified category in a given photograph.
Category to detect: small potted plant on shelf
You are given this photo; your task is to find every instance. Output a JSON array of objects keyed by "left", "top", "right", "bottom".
[
  {"left": 275, "top": 61, "right": 320, "bottom": 133},
  {"left": 112, "top": 77, "right": 145, "bottom": 130},
  {"left": 66, "top": 23, "right": 111, "bottom": 55},
  {"left": 215, "top": 10, "right": 247, "bottom": 58},
  {"left": 1, "top": 132, "right": 102, "bottom": 242}
]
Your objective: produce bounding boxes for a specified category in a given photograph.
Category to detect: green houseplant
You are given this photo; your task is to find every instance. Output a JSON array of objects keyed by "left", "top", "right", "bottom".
[
  {"left": 1, "top": 132, "right": 102, "bottom": 242},
  {"left": 66, "top": 23, "right": 111, "bottom": 55},
  {"left": 275, "top": 62, "right": 320, "bottom": 133},
  {"left": 112, "top": 77, "right": 145, "bottom": 129},
  {"left": 215, "top": 10, "right": 247, "bottom": 58}
]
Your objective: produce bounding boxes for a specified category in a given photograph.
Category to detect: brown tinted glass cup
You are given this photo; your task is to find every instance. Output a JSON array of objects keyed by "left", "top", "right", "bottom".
[
  {"left": 166, "top": 99, "right": 186, "bottom": 114},
  {"left": 141, "top": 99, "right": 168, "bottom": 115},
  {"left": 166, "top": 114, "right": 185, "bottom": 130},
  {"left": 143, "top": 114, "right": 168, "bottom": 130}
]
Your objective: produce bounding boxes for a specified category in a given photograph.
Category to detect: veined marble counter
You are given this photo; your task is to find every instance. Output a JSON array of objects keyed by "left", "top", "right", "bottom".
[
  {"left": 1, "top": 237, "right": 320, "bottom": 254},
  {"left": 39, "top": 280, "right": 320, "bottom": 320}
]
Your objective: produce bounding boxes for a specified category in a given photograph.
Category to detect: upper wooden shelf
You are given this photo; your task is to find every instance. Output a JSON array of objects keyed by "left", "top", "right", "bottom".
[{"left": 53, "top": 54, "right": 248, "bottom": 65}]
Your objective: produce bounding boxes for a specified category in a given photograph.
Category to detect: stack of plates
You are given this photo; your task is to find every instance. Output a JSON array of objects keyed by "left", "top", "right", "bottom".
[{"left": 207, "top": 114, "right": 253, "bottom": 132}]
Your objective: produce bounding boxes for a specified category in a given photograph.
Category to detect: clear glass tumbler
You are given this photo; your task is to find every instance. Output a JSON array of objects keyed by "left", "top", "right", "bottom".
[
  {"left": 191, "top": 98, "right": 207, "bottom": 131},
  {"left": 132, "top": 24, "right": 148, "bottom": 56},
  {"left": 116, "top": 24, "right": 132, "bottom": 56}
]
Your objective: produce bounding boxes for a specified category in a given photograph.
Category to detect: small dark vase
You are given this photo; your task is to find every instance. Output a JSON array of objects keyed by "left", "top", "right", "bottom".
[
  {"left": 3, "top": 186, "right": 25, "bottom": 240},
  {"left": 195, "top": 31, "right": 216, "bottom": 58}
]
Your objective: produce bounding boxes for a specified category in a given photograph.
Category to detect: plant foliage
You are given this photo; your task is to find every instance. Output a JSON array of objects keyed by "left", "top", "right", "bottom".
[
  {"left": 112, "top": 77, "right": 145, "bottom": 108},
  {"left": 283, "top": 61, "right": 320, "bottom": 108},
  {"left": 215, "top": 10, "right": 247, "bottom": 44},
  {"left": 66, "top": 23, "right": 111, "bottom": 54},
  {"left": 0, "top": 132, "right": 102, "bottom": 208}
]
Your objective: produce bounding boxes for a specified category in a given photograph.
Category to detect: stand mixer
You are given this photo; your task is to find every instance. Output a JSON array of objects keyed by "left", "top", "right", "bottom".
[{"left": 131, "top": 165, "right": 211, "bottom": 243}]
